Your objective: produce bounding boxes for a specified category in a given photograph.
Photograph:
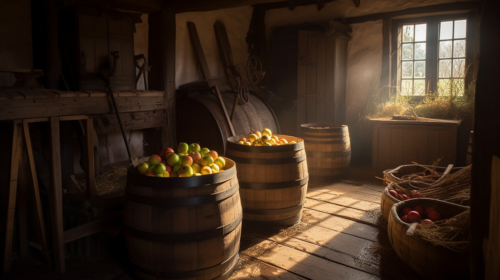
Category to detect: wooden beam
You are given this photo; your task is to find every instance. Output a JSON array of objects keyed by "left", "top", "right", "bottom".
[
  {"left": 471, "top": 0, "right": 499, "bottom": 279},
  {"left": 49, "top": 117, "right": 65, "bottom": 273},
  {"left": 84, "top": 119, "right": 96, "bottom": 199},
  {"left": 165, "top": 0, "right": 286, "bottom": 13},
  {"left": 345, "top": 2, "right": 482, "bottom": 24},
  {"left": 263, "top": 0, "right": 338, "bottom": 10},
  {"left": 63, "top": 212, "right": 122, "bottom": 243},
  {"left": 92, "top": 110, "right": 167, "bottom": 135},
  {"left": 0, "top": 95, "right": 165, "bottom": 121},
  {"left": 148, "top": 10, "right": 176, "bottom": 148},
  {"left": 79, "top": 0, "right": 163, "bottom": 13}
]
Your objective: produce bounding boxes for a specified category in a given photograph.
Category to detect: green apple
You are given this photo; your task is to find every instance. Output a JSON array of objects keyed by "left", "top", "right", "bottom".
[
  {"left": 155, "top": 173, "right": 164, "bottom": 177},
  {"left": 137, "top": 162, "right": 149, "bottom": 174},
  {"left": 149, "top": 154, "right": 162, "bottom": 166},
  {"left": 153, "top": 163, "right": 167, "bottom": 175},
  {"left": 189, "top": 143, "right": 201, "bottom": 153},
  {"left": 147, "top": 165, "right": 156, "bottom": 173},
  {"left": 200, "top": 155, "right": 214, "bottom": 166},
  {"left": 166, "top": 153, "right": 180, "bottom": 167},
  {"left": 177, "top": 153, "right": 185, "bottom": 157},
  {"left": 200, "top": 147, "right": 210, "bottom": 157},
  {"left": 173, "top": 164, "right": 181, "bottom": 173},
  {"left": 178, "top": 166, "right": 194, "bottom": 177},
  {"left": 178, "top": 142, "right": 189, "bottom": 154}
]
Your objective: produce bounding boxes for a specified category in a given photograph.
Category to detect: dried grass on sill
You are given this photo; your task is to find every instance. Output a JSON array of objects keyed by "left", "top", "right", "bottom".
[
  {"left": 415, "top": 209, "right": 470, "bottom": 253},
  {"left": 76, "top": 164, "right": 127, "bottom": 197}
]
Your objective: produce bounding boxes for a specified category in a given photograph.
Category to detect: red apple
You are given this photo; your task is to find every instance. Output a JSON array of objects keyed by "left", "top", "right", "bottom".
[
  {"left": 407, "top": 211, "right": 422, "bottom": 223},
  {"left": 389, "top": 190, "right": 398, "bottom": 199},
  {"left": 162, "top": 152, "right": 174, "bottom": 161},
  {"left": 401, "top": 194, "right": 410, "bottom": 200},
  {"left": 413, "top": 205, "right": 424, "bottom": 216},
  {"left": 206, "top": 150, "right": 218, "bottom": 161},
  {"left": 428, "top": 211, "right": 441, "bottom": 221},
  {"left": 190, "top": 151, "right": 202, "bottom": 164},
  {"left": 145, "top": 172, "right": 156, "bottom": 177},
  {"left": 402, "top": 207, "right": 412, "bottom": 215},
  {"left": 412, "top": 193, "right": 423, "bottom": 198},
  {"left": 160, "top": 147, "right": 174, "bottom": 157},
  {"left": 179, "top": 155, "right": 193, "bottom": 166},
  {"left": 165, "top": 166, "right": 172, "bottom": 174},
  {"left": 422, "top": 219, "right": 433, "bottom": 224},
  {"left": 401, "top": 215, "right": 409, "bottom": 223},
  {"left": 425, "top": 207, "right": 436, "bottom": 214}
]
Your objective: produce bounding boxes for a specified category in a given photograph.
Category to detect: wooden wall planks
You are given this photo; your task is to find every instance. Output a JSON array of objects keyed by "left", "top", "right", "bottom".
[{"left": 371, "top": 119, "right": 460, "bottom": 171}]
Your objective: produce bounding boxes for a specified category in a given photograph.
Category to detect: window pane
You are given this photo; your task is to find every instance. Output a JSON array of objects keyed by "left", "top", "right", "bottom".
[
  {"left": 439, "top": 59, "right": 452, "bottom": 78},
  {"left": 415, "top": 61, "right": 425, "bottom": 78},
  {"left": 402, "top": 61, "right": 414, "bottom": 78},
  {"left": 453, "top": 59, "right": 466, "bottom": 78},
  {"left": 438, "top": 79, "right": 452, "bottom": 95},
  {"left": 414, "top": 80, "right": 426, "bottom": 96},
  {"left": 414, "top": 43, "right": 426, "bottom": 59},
  {"left": 401, "top": 80, "right": 413, "bottom": 95},
  {"left": 402, "top": 44, "right": 413, "bottom": 60},
  {"left": 453, "top": 79, "right": 465, "bottom": 96},
  {"left": 439, "top": 41, "right": 452, "bottom": 58},
  {"left": 440, "top": 21, "right": 453, "bottom": 40},
  {"left": 454, "top": 20, "right": 467, "bottom": 39},
  {"left": 453, "top": 40, "right": 466, "bottom": 57},
  {"left": 402, "top": 25, "right": 414, "bottom": 42},
  {"left": 415, "top": 24, "right": 427, "bottom": 41}
]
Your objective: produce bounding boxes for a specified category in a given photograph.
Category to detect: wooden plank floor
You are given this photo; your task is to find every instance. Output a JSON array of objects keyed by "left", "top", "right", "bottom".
[{"left": 230, "top": 173, "right": 424, "bottom": 280}]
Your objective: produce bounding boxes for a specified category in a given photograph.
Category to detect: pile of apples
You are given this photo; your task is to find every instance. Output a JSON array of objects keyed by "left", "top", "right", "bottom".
[
  {"left": 399, "top": 205, "right": 441, "bottom": 224},
  {"left": 236, "top": 128, "right": 297, "bottom": 146},
  {"left": 136, "top": 142, "right": 226, "bottom": 178},
  {"left": 389, "top": 188, "right": 423, "bottom": 201}
]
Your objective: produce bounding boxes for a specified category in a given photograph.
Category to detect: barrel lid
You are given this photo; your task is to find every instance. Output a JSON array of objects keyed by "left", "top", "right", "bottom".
[
  {"left": 126, "top": 157, "right": 235, "bottom": 188},
  {"left": 226, "top": 134, "right": 304, "bottom": 153},
  {"left": 300, "top": 123, "right": 348, "bottom": 132}
]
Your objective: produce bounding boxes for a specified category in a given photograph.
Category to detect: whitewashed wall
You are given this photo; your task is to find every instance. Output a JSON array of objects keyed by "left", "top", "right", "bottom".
[{"left": 0, "top": 0, "right": 32, "bottom": 87}]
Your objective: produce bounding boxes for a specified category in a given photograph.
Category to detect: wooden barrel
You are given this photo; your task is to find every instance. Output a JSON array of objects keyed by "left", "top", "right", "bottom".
[
  {"left": 299, "top": 123, "right": 350, "bottom": 178},
  {"left": 388, "top": 198, "right": 469, "bottom": 280},
  {"left": 466, "top": 130, "right": 473, "bottom": 165},
  {"left": 226, "top": 135, "right": 308, "bottom": 226},
  {"left": 124, "top": 158, "right": 241, "bottom": 280},
  {"left": 177, "top": 91, "right": 280, "bottom": 155}
]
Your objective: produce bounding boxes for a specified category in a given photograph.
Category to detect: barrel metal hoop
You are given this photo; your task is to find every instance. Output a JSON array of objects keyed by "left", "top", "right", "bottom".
[
  {"left": 131, "top": 246, "right": 240, "bottom": 279},
  {"left": 239, "top": 176, "right": 309, "bottom": 190},
  {"left": 126, "top": 163, "right": 235, "bottom": 188},
  {"left": 226, "top": 138, "right": 304, "bottom": 153},
  {"left": 243, "top": 201, "right": 305, "bottom": 215},
  {"left": 306, "top": 150, "right": 351, "bottom": 158},
  {"left": 124, "top": 214, "right": 242, "bottom": 243},
  {"left": 244, "top": 211, "right": 303, "bottom": 226},
  {"left": 230, "top": 154, "right": 306, "bottom": 165},
  {"left": 303, "top": 138, "right": 348, "bottom": 144},
  {"left": 300, "top": 124, "right": 348, "bottom": 132},
  {"left": 126, "top": 183, "right": 239, "bottom": 207}
]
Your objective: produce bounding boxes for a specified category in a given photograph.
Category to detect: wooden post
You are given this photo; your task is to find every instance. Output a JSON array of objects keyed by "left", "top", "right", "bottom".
[
  {"left": 45, "top": 0, "right": 61, "bottom": 89},
  {"left": 16, "top": 145, "right": 29, "bottom": 258},
  {"left": 49, "top": 117, "right": 65, "bottom": 273},
  {"left": 470, "top": 0, "right": 500, "bottom": 279},
  {"left": 22, "top": 121, "right": 51, "bottom": 265},
  {"left": 149, "top": 9, "right": 176, "bottom": 148},
  {"left": 84, "top": 119, "right": 96, "bottom": 199},
  {"left": 3, "top": 121, "right": 21, "bottom": 273}
]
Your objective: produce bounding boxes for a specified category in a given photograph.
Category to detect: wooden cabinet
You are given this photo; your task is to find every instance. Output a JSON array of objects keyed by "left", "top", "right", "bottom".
[
  {"left": 264, "top": 25, "right": 351, "bottom": 135},
  {"left": 371, "top": 119, "right": 461, "bottom": 171},
  {"left": 59, "top": 7, "right": 136, "bottom": 91}
]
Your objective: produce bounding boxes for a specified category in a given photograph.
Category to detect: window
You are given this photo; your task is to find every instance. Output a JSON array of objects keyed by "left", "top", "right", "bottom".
[{"left": 392, "top": 15, "right": 473, "bottom": 96}]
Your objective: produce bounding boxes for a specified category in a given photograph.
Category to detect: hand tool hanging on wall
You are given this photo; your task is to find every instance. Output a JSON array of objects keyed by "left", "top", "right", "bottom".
[
  {"left": 134, "top": 54, "right": 151, "bottom": 90},
  {"left": 99, "top": 51, "right": 132, "bottom": 162},
  {"left": 187, "top": 21, "right": 236, "bottom": 137}
]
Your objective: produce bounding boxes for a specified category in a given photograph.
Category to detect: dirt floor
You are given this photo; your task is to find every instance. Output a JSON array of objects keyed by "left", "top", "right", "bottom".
[{"left": 4, "top": 166, "right": 423, "bottom": 280}]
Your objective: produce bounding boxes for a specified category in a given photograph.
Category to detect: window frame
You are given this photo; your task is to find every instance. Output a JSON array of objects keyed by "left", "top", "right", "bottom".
[{"left": 390, "top": 13, "right": 475, "bottom": 97}]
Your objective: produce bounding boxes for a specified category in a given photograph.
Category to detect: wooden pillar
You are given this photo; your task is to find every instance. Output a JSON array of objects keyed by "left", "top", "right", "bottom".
[
  {"left": 44, "top": 0, "right": 61, "bottom": 89},
  {"left": 470, "top": 0, "right": 499, "bottom": 279},
  {"left": 148, "top": 9, "right": 176, "bottom": 148}
]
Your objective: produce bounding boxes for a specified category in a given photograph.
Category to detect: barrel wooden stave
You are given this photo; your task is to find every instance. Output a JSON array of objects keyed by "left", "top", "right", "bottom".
[
  {"left": 300, "top": 124, "right": 350, "bottom": 178},
  {"left": 388, "top": 198, "right": 469, "bottom": 280},
  {"left": 124, "top": 159, "right": 241, "bottom": 280},
  {"left": 226, "top": 135, "right": 308, "bottom": 225}
]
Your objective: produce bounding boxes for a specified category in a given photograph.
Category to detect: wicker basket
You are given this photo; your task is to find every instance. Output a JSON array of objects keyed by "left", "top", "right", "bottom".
[
  {"left": 388, "top": 198, "right": 469, "bottom": 280},
  {"left": 383, "top": 164, "right": 463, "bottom": 186},
  {"left": 381, "top": 183, "right": 400, "bottom": 221}
]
